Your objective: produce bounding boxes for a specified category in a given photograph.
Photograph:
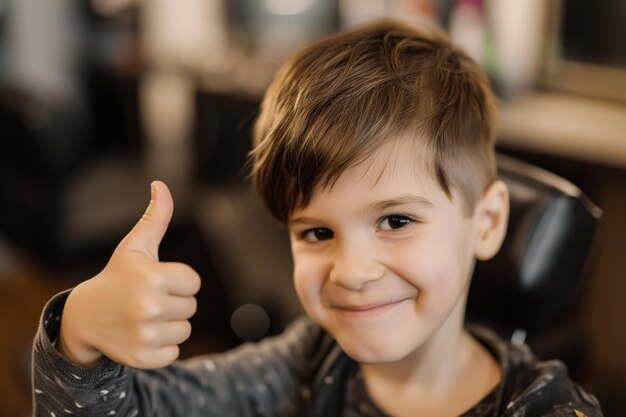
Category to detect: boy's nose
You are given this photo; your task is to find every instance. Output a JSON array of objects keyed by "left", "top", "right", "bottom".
[{"left": 329, "top": 246, "right": 385, "bottom": 291}]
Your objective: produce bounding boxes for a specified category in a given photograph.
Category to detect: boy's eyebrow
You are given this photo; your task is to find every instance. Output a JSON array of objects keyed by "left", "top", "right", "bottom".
[
  {"left": 288, "top": 195, "right": 434, "bottom": 226},
  {"left": 367, "top": 195, "right": 434, "bottom": 212},
  {"left": 288, "top": 217, "right": 318, "bottom": 226}
]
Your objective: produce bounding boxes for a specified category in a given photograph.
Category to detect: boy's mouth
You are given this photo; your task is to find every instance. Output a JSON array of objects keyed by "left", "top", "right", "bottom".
[{"left": 331, "top": 298, "right": 412, "bottom": 318}]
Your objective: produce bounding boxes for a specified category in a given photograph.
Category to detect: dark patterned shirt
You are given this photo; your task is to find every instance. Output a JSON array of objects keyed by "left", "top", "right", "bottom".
[{"left": 33, "top": 290, "right": 603, "bottom": 417}]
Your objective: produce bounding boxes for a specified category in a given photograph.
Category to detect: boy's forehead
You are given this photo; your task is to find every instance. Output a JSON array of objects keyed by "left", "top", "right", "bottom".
[
  {"left": 301, "top": 140, "right": 449, "bottom": 211},
  {"left": 335, "top": 140, "right": 436, "bottom": 191}
]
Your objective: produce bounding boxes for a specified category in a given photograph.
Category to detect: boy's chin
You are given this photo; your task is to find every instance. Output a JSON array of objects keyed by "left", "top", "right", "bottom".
[{"left": 337, "top": 335, "right": 417, "bottom": 365}]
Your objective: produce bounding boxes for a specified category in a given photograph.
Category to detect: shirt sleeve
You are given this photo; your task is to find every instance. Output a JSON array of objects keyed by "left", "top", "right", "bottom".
[{"left": 32, "top": 290, "right": 323, "bottom": 417}]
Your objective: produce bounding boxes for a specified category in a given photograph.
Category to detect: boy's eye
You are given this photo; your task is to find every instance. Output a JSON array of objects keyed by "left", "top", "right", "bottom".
[
  {"left": 379, "top": 215, "right": 413, "bottom": 231},
  {"left": 301, "top": 228, "right": 334, "bottom": 242}
]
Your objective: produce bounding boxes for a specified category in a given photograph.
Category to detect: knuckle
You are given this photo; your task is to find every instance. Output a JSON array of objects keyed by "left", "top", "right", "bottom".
[
  {"left": 129, "top": 349, "right": 154, "bottom": 369},
  {"left": 128, "top": 345, "right": 179, "bottom": 369},
  {"left": 134, "top": 326, "right": 156, "bottom": 345},
  {"left": 141, "top": 210, "right": 154, "bottom": 224},
  {"left": 178, "top": 264, "right": 201, "bottom": 292},
  {"left": 131, "top": 299, "right": 160, "bottom": 322},
  {"left": 135, "top": 269, "right": 161, "bottom": 289},
  {"left": 162, "top": 345, "right": 180, "bottom": 365}
]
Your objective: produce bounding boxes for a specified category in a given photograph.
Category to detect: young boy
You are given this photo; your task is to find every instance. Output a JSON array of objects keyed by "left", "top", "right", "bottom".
[{"left": 32, "top": 20, "right": 602, "bottom": 417}]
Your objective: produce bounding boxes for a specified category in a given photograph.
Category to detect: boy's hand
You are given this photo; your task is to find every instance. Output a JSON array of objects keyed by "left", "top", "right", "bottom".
[{"left": 58, "top": 181, "right": 201, "bottom": 369}]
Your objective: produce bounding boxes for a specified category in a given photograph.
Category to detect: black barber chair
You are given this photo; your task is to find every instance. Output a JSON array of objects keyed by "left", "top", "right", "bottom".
[{"left": 467, "top": 154, "right": 602, "bottom": 376}]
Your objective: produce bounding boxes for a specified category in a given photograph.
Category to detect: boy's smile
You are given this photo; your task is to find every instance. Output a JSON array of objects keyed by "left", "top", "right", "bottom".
[{"left": 288, "top": 141, "right": 482, "bottom": 365}]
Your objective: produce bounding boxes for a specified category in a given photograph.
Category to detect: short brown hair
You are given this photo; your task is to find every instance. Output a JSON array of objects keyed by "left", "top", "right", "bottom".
[{"left": 250, "top": 19, "right": 497, "bottom": 222}]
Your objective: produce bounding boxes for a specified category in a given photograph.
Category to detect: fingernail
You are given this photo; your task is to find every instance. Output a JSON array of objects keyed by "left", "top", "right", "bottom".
[{"left": 151, "top": 181, "right": 157, "bottom": 201}]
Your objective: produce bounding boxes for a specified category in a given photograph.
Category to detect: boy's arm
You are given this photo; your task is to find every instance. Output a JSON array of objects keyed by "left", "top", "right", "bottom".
[
  {"left": 33, "top": 290, "right": 322, "bottom": 417},
  {"left": 31, "top": 181, "right": 320, "bottom": 416},
  {"left": 32, "top": 290, "right": 129, "bottom": 416}
]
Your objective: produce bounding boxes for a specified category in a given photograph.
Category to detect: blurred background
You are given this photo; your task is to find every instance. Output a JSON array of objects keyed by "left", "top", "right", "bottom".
[{"left": 0, "top": 0, "right": 624, "bottom": 415}]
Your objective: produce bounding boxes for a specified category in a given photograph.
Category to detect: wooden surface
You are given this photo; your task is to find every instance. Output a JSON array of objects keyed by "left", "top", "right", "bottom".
[
  {"left": 0, "top": 262, "right": 66, "bottom": 417},
  {"left": 498, "top": 92, "right": 626, "bottom": 169}
]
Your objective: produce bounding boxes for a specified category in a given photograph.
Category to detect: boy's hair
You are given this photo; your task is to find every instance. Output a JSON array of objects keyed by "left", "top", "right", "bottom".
[{"left": 250, "top": 19, "right": 498, "bottom": 223}]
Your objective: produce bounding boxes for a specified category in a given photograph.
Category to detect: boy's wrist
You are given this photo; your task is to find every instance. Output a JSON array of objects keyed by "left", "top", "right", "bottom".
[
  {"left": 57, "top": 285, "right": 104, "bottom": 367},
  {"left": 57, "top": 327, "right": 103, "bottom": 367}
]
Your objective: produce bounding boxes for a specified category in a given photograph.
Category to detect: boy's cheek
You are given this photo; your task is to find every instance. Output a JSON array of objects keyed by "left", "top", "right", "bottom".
[
  {"left": 396, "top": 230, "right": 470, "bottom": 275},
  {"left": 293, "top": 285, "right": 328, "bottom": 330},
  {"left": 292, "top": 262, "right": 326, "bottom": 310},
  {"left": 390, "top": 248, "right": 469, "bottom": 309},
  {"left": 389, "top": 241, "right": 446, "bottom": 281}
]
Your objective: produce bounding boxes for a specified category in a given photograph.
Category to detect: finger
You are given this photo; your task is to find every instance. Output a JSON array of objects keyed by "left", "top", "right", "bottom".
[
  {"left": 132, "top": 345, "right": 180, "bottom": 370},
  {"left": 158, "top": 262, "right": 202, "bottom": 297},
  {"left": 120, "top": 181, "right": 174, "bottom": 261},
  {"left": 157, "top": 295, "right": 197, "bottom": 321},
  {"left": 154, "top": 321, "right": 193, "bottom": 346},
  {"left": 154, "top": 345, "right": 180, "bottom": 368}
]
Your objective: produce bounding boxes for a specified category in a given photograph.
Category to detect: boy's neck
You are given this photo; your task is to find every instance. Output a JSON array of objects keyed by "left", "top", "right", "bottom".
[{"left": 359, "top": 305, "right": 501, "bottom": 417}]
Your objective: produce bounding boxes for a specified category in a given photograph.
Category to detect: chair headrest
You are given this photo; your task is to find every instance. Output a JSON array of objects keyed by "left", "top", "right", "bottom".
[{"left": 467, "top": 154, "right": 602, "bottom": 331}]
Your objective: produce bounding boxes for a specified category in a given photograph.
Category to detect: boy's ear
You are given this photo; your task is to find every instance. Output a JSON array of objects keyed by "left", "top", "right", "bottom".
[{"left": 474, "top": 180, "right": 510, "bottom": 261}]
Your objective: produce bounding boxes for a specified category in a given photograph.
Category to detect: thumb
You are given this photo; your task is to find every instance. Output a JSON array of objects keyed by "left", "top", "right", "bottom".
[{"left": 120, "top": 181, "right": 174, "bottom": 261}]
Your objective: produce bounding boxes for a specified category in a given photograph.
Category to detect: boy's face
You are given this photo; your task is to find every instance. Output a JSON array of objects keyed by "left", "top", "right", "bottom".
[{"left": 287, "top": 142, "right": 484, "bottom": 364}]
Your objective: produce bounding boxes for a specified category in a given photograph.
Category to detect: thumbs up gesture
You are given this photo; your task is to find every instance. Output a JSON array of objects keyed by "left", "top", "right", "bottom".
[{"left": 58, "top": 182, "right": 201, "bottom": 369}]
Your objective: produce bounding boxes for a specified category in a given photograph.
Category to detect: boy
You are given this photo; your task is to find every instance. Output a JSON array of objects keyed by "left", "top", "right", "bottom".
[{"left": 33, "top": 20, "right": 602, "bottom": 416}]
